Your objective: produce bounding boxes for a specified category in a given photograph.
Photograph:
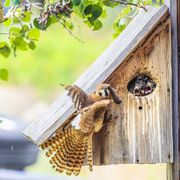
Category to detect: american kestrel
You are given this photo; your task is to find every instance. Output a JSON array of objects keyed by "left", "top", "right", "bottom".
[
  {"left": 40, "top": 83, "right": 122, "bottom": 175},
  {"left": 62, "top": 83, "right": 122, "bottom": 111}
]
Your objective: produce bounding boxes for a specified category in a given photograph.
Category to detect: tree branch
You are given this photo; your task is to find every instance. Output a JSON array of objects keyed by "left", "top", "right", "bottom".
[
  {"left": 57, "top": 18, "right": 84, "bottom": 44},
  {"left": 109, "top": 0, "right": 148, "bottom": 12}
]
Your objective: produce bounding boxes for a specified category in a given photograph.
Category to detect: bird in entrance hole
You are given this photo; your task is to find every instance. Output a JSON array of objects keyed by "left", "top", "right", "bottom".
[
  {"left": 40, "top": 83, "right": 122, "bottom": 176},
  {"left": 129, "top": 75, "right": 156, "bottom": 96}
]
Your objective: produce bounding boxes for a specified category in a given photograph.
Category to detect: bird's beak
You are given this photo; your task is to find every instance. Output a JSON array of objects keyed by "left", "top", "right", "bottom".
[
  {"left": 133, "top": 87, "right": 140, "bottom": 95},
  {"left": 108, "top": 87, "right": 122, "bottom": 104}
]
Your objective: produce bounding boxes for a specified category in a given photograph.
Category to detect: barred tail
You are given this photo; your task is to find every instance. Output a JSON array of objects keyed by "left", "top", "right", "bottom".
[
  {"left": 87, "top": 134, "right": 93, "bottom": 171},
  {"left": 40, "top": 127, "right": 89, "bottom": 176},
  {"left": 39, "top": 130, "right": 65, "bottom": 157}
]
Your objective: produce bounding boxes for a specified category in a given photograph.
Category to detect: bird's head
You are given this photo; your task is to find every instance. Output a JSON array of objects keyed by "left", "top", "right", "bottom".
[
  {"left": 95, "top": 83, "right": 122, "bottom": 104},
  {"left": 145, "top": 80, "right": 156, "bottom": 95},
  {"left": 133, "top": 76, "right": 146, "bottom": 96}
]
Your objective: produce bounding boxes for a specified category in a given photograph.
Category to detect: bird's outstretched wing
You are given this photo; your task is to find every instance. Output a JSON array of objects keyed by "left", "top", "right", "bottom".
[
  {"left": 61, "top": 84, "right": 94, "bottom": 111},
  {"left": 79, "top": 99, "right": 111, "bottom": 133},
  {"left": 40, "top": 99, "right": 111, "bottom": 175}
]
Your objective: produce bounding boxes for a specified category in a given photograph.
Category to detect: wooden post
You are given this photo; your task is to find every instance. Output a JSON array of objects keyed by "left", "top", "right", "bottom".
[
  {"left": 177, "top": 1, "right": 180, "bottom": 178},
  {"left": 165, "top": 0, "right": 179, "bottom": 180}
]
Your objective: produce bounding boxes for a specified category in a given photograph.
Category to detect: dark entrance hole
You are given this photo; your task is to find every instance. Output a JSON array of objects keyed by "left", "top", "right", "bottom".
[{"left": 127, "top": 74, "right": 156, "bottom": 96}]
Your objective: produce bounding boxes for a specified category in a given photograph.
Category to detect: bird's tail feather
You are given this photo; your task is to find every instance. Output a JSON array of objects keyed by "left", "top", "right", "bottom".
[
  {"left": 40, "top": 127, "right": 89, "bottom": 176},
  {"left": 87, "top": 134, "right": 93, "bottom": 171}
]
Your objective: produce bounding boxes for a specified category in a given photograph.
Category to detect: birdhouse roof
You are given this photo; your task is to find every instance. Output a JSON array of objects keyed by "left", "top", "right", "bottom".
[{"left": 23, "top": 5, "right": 169, "bottom": 145}]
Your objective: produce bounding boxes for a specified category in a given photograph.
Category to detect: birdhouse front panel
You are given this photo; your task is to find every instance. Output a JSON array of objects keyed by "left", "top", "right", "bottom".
[
  {"left": 23, "top": 6, "right": 171, "bottom": 171},
  {"left": 93, "top": 18, "right": 173, "bottom": 165}
]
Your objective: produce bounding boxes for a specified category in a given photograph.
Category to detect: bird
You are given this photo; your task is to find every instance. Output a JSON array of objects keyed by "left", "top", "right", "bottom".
[
  {"left": 132, "top": 75, "right": 147, "bottom": 96},
  {"left": 145, "top": 79, "right": 156, "bottom": 95},
  {"left": 128, "top": 75, "right": 156, "bottom": 96},
  {"left": 40, "top": 83, "right": 122, "bottom": 175},
  {"left": 40, "top": 99, "right": 112, "bottom": 176},
  {"left": 60, "top": 83, "right": 122, "bottom": 111}
]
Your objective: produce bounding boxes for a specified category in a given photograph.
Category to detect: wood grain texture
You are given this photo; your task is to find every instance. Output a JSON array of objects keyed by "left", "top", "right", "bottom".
[
  {"left": 163, "top": 1, "right": 179, "bottom": 180},
  {"left": 93, "top": 18, "right": 173, "bottom": 164},
  {"left": 23, "top": 5, "right": 169, "bottom": 146},
  {"left": 167, "top": 0, "right": 179, "bottom": 179},
  {"left": 178, "top": 0, "right": 180, "bottom": 177}
]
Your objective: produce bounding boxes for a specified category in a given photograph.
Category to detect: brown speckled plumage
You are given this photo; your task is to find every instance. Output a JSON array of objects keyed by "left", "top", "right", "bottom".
[
  {"left": 61, "top": 83, "right": 121, "bottom": 111},
  {"left": 40, "top": 84, "right": 121, "bottom": 175},
  {"left": 40, "top": 100, "right": 111, "bottom": 175}
]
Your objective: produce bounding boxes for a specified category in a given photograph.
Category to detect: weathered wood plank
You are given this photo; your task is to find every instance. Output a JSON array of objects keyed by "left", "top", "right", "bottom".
[
  {"left": 165, "top": 0, "right": 179, "bottom": 180},
  {"left": 178, "top": 0, "right": 180, "bottom": 177},
  {"left": 23, "top": 5, "right": 169, "bottom": 145},
  {"left": 93, "top": 19, "right": 173, "bottom": 164}
]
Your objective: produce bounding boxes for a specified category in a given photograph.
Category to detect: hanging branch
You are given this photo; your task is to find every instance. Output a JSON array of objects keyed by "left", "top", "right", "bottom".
[
  {"left": 0, "top": 0, "right": 153, "bottom": 58},
  {"left": 57, "top": 18, "right": 84, "bottom": 44},
  {"left": 109, "top": 0, "right": 148, "bottom": 12}
]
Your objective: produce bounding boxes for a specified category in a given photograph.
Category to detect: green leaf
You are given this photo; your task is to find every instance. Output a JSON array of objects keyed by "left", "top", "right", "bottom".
[
  {"left": 113, "top": 17, "right": 128, "bottom": 37},
  {"left": 13, "top": 37, "right": 28, "bottom": 50},
  {"left": 27, "top": 29, "right": 40, "bottom": 40},
  {"left": 65, "top": 21, "right": 74, "bottom": 30},
  {"left": 84, "top": 4, "right": 103, "bottom": 23},
  {"left": 28, "top": 41, "right": 36, "bottom": 50},
  {"left": 113, "top": 31, "right": 120, "bottom": 38},
  {"left": 79, "top": 3, "right": 85, "bottom": 14},
  {"left": 13, "top": 0, "right": 20, "bottom": 5},
  {"left": 50, "top": 15, "right": 58, "bottom": 24},
  {"left": 13, "top": 16, "right": 21, "bottom": 24},
  {"left": 22, "top": 24, "right": 30, "bottom": 32},
  {"left": 33, "top": 17, "right": 52, "bottom": 30},
  {"left": 0, "top": 42, "right": 11, "bottom": 58},
  {"left": 33, "top": 18, "right": 42, "bottom": 29},
  {"left": 93, "top": 19, "right": 102, "bottom": 31},
  {"left": 102, "top": 0, "right": 118, "bottom": 7},
  {"left": 119, "top": 6, "right": 131, "bottom": 18},
  {"left": 0, "top": 69, "right": 8, "bottom": 81},
  {"left": 4, "top": 0, "right": 11, "bottom": 7},
  {"left": 10, "top": 26, "right": 21, "bottom": 35},
  {"left": 22, "top": 11, "right": 31, "bottom": 22},
  {"left": 72, "top": 0, "right": 81, "bottom": 6},
  {"left": 0, "top": 42, "right": 7, "bottom": 48},
  {"left": 3, "top": 18, "right": 12, "bottom": 26}
]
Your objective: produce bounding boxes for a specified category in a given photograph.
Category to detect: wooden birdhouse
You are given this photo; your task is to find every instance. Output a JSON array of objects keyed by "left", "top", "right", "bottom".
[{"left": 23, "top": 3, "right": 179, "bottom": 180}]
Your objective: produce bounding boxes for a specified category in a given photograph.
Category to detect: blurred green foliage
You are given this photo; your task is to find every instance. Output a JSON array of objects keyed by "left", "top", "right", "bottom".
[
  {"left": 0, "top": 0, "right": 164, "bottom": 96},
  {"left": 0, "top": 0, "right": 164, "bottom": 60},
  {"left": 0, "top": 68, "right": 8, "bottom": 80},
  {"left": 0, "top": 20, "right": 113, "bottom": 98}
]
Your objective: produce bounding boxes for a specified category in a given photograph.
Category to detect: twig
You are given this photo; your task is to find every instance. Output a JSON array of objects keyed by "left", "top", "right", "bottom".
[
  {"left": 109, "top": 0, "right": 148, "bottom": 12},
  {"left": 58, "top": 18, "right": 84, "bottom": 44}
]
